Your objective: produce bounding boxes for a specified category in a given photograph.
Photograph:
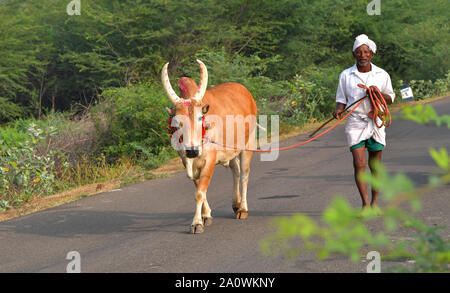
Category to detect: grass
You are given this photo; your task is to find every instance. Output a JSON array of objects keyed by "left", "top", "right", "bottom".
[{"left": 53, "top": 153, "right": 135, "bottom": 191}]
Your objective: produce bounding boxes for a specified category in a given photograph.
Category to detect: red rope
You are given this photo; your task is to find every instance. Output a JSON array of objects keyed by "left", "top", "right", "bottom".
[
  {"left": 357, "top": 84, "right": 391, "bottom": 128},
  {"left": 211, "top": 97, "right": 367, "bottom": 152}
]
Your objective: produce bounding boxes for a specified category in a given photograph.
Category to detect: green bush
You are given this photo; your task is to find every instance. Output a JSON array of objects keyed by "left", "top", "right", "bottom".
[
  {"left": 0, "top": 122, "right": 57, "bottom": 209},
  {"left": 185, "top": 48, "right": 290, "bottom": 115},
  {"left": 92, "top": 84, "right": 177, "bottom": 169},
  {"left": 0, "top": 121, "right": 30, "bottom": 148},
  {"left": 397, "top": 70, "right": 450, "bottom": 100}
]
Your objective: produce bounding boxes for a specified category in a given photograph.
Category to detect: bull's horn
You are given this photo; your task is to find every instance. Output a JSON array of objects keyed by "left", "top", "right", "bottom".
[
  {"left": 191, "top": 59, "right": 208, "bottom": 103},
  {"left": 161, "top": 62, "right": 182, "bottom": 105}
]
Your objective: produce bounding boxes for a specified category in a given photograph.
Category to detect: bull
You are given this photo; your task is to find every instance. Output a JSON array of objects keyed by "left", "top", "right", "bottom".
[{"left": 161, "top": 59, "right": 257, "bottom": 234}]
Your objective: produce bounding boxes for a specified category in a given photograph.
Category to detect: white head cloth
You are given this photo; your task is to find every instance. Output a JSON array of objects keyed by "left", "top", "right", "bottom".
[{"left": 352, "top": 34, "right": 376, "bottom": 54}]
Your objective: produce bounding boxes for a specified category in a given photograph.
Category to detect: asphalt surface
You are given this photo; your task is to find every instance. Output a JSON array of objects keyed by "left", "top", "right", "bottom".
[{"left": 0, "top": 97, "right": 449, "bottom": 273}]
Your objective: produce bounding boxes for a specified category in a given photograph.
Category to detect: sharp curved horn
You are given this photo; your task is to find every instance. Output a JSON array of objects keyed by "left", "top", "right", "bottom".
[
  {"left": 161, "top": 62, "right": 182, "bottom": 105},
  {"left": 191, "top": 59, "right": 208, "bottom": 103}
]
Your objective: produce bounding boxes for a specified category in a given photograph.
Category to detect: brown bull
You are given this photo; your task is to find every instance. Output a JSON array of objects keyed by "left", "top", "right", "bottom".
[{"left": 162, "top": 59, "right": 257, "bottom": 234}]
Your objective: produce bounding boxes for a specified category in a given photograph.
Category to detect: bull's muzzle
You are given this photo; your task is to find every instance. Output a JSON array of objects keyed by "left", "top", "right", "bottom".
[{"left": 185, "top": 146, "right": 200, "bottom": 158}]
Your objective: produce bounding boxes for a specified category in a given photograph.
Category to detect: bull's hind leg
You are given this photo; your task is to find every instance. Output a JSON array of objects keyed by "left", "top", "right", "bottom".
[
  {"left": 236, "top": 150, "right": 253, "bottom": 219},
  {"left": 229, "top": 156, "right": 241, "bottom": 214},
  {"left": 201, "top": 199, "right": 213, "bottom": 227}
]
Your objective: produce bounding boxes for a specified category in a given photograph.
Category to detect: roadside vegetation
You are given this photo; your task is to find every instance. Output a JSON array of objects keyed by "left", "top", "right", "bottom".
[{"left": 0, "top": 0, "right": 449, "bottom": 212}]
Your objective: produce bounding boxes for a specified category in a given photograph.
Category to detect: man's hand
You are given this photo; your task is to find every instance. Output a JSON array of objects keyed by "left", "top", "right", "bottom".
[
  {"left": 333, "top": 102, "right": 346, "bottom": 119},
  {"left": 333, "top": 109, "right": 344, "bottom": 120},
  {"left": 366, "top": 85, "right": 393, "bottom": 105}
]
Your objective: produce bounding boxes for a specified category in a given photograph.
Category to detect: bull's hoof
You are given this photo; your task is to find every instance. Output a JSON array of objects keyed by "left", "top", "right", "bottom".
[
  {"left": 203, "top": 217, "right": 213, "bottom": 226},
  {"left": 190, "top": 224, "right": 204, "bottom": 234},
  {"left": 235, "top": 210, "right": 248, "bottom": 219},
  {"left": 232, "top": 203, "right": 241, "bottom": 213}
]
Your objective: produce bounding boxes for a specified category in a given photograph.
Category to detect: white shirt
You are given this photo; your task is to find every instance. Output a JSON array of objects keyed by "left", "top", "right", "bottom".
[{"left": 336, "top": 63, "right": 395, "bottom": 147}]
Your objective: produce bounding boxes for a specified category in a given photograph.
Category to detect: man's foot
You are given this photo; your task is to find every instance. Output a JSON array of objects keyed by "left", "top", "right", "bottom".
[
  {"left": 357, "top": 205, "right": 373, "bottom": 219},
  {"left": 371, "top": 204, "right": 384, "bottom": 216}
]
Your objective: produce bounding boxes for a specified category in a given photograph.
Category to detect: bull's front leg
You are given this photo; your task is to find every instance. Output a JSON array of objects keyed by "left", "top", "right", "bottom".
[
  {"left": 193, "top": 179, "right": 213, "bottom": 227},
  {"left": 191, "top": 155, "right": 216, "bottom": 234}
]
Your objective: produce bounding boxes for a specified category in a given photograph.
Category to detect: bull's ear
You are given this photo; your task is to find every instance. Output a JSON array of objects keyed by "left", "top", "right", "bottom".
[
  {"left": 202, "top": 104, "right": 210, "bottom": 115},
  {"left": 166, "top": 106, "right": 174, "bottom": 115}
]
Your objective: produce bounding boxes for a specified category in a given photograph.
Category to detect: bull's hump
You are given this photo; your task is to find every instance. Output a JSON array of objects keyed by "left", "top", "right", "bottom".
[
  {"left": 206, "top": 83, "right": 256, "bottom": 115},
  {"left": 178, "top": 77, "right": 198, "bottom": 99},
  {"left": 209, "top": 82, "right": 246, "bottom": 92}
]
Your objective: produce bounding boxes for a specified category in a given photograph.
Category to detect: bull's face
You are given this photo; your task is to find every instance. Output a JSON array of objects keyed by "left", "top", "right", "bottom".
[
  {"left": 162, "top": 60, "right": 209, "bottom": 159},
  {"left": 168, "top": 101, "right": 209, "bottom": 159}
]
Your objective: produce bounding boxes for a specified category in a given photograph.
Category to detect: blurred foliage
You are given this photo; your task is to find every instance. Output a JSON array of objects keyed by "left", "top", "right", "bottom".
[
  {"left": 261, "top": 105, "right": 450, "bottom": 272},
  {"left": 398, "top": 104, "right": 450, "bottom": 128}
]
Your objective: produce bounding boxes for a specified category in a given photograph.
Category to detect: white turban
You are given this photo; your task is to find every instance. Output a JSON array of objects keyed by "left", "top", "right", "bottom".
[{"left": 352, "top": 34, "right": 376, "bottom": 54}]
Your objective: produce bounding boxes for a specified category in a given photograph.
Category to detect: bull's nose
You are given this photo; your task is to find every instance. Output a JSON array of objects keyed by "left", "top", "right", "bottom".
[{"left": 185, "top": 147, "right": 199, "bottom": 158}]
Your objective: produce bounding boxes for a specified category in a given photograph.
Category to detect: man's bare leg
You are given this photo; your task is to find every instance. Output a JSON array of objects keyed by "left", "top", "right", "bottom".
[
  {"left": 369, "top": 150, "right": 383, "bottom": 208},
  {"left": 351, "top": 147, "right": 370, "bottom": 208}
]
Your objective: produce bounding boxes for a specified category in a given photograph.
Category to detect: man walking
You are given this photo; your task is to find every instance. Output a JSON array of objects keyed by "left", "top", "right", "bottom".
[{"left": 333, "top": 34, "right": 395, "bottom": 214}]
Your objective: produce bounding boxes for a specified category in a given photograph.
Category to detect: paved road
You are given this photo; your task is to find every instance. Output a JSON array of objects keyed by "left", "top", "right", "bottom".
[{"left": 0, "top": 97, "right": 449, "bottom": 273}]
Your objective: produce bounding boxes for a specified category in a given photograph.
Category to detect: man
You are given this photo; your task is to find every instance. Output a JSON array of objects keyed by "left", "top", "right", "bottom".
[{"left": 333, "top": 34, "right": 395, "bottom": 214}]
